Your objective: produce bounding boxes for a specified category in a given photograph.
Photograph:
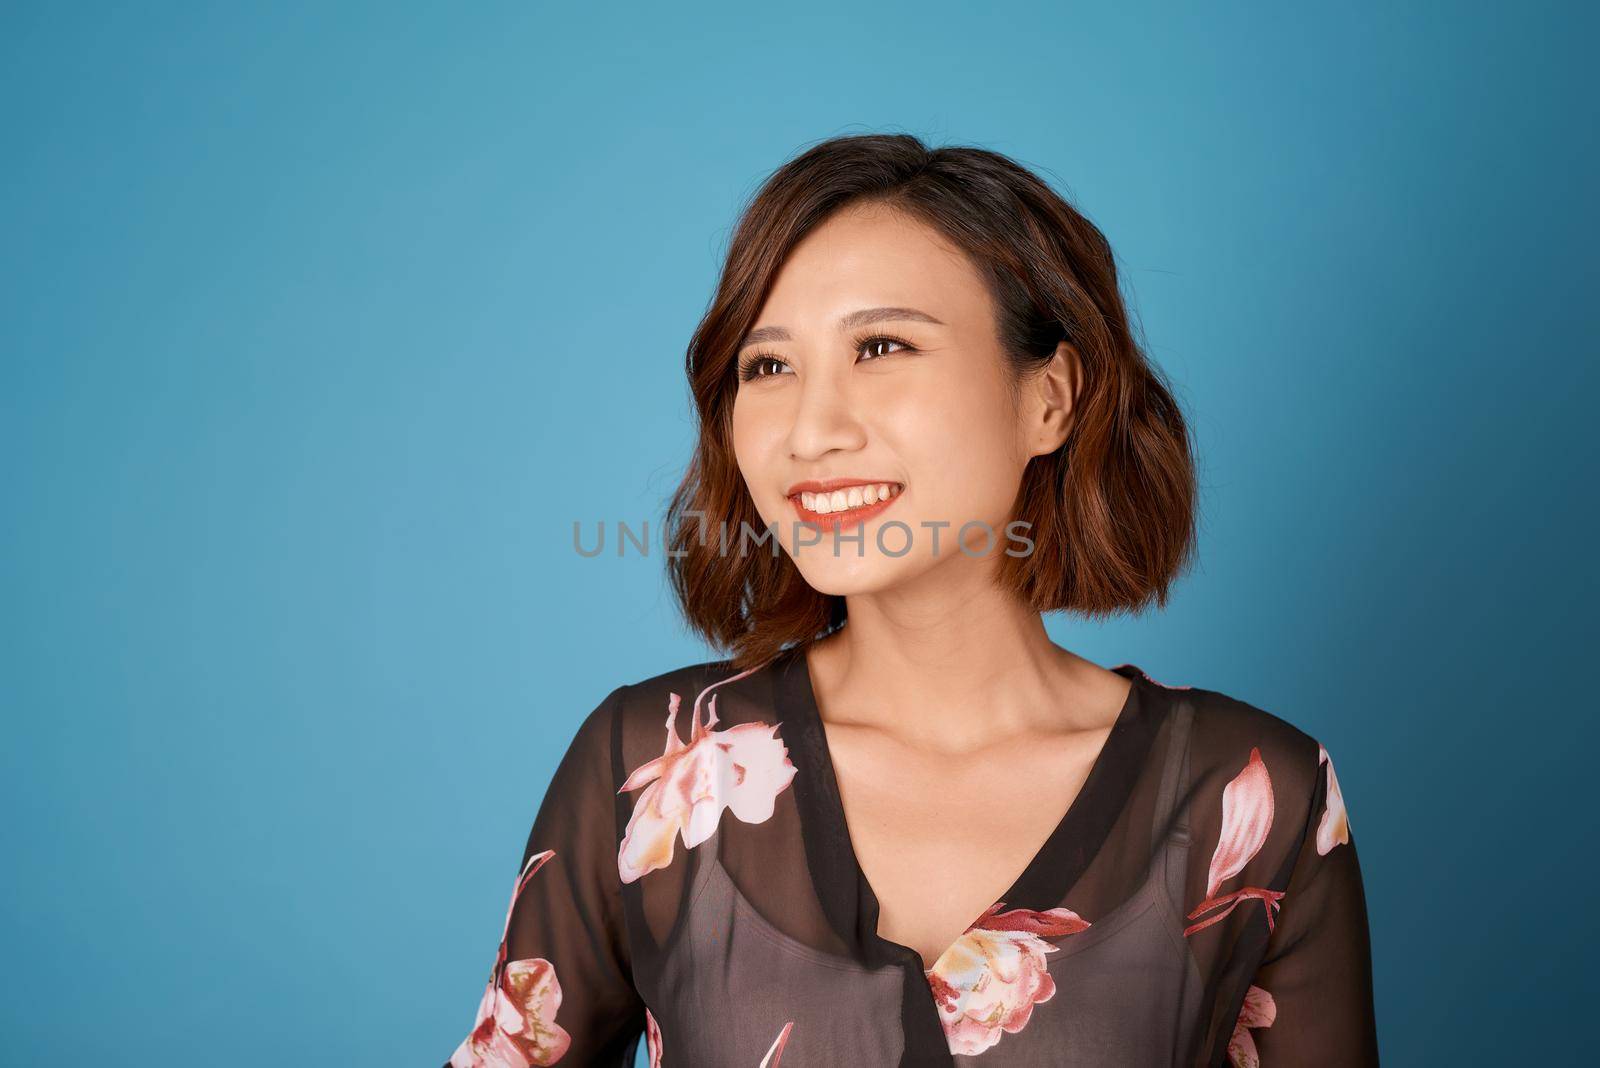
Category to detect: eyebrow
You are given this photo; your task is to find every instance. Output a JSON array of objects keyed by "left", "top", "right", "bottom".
[{"left": 738, "top": 306, "right": 945, "bottom": 350}]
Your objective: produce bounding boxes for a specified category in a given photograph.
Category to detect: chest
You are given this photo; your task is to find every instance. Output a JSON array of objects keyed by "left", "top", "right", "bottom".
[{"left": 822, "top": 724, "right": 1112, "bottom": 971}]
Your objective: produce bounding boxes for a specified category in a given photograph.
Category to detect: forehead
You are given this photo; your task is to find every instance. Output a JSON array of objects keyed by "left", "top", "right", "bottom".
[{"left": 755, "top": 204, "right": 993, "bottom": 328}]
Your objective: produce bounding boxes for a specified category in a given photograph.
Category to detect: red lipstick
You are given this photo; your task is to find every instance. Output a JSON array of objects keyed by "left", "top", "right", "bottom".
[{"left": 786, "top": 478, "right": 905, "bottom": 532}]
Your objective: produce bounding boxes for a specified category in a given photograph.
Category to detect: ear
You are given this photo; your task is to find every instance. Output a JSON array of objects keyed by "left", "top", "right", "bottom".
[{"left": 1024, "top": 340, "right": 1081, "bottom": 459}]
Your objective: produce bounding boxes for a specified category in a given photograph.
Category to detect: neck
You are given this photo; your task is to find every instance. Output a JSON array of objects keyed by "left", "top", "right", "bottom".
[{"left": 807, "top": 563, "right": 1114, "bottom": 752}]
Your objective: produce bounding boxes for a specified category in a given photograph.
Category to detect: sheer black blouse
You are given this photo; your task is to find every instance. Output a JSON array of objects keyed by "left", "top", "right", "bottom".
[{"left": 444, "top": 644, "right": 1378, "bottom": 1066}]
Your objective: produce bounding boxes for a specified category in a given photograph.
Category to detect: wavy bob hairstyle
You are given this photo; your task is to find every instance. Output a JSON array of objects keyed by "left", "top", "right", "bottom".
[{"left": 666, "top": 134, "right": 1198, "bottom": 670}]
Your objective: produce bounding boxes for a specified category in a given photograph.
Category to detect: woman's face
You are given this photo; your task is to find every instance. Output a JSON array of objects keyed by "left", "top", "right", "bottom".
[{"left": 730, "top": 203, "right": 1073, "bottom": 595}]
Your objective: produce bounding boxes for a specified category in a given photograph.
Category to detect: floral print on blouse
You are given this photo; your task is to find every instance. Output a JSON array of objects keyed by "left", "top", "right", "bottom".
[
  {"left": 924, "top": 903, "right": 1091, "bottom": 1056},
  {"left": 445, "top": 646, "right": 1378, "bottom": 1066}
]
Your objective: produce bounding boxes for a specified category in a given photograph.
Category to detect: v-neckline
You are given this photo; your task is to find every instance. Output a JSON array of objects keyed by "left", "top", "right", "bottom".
[{"left": 772, "top": 640, "right": 1164, "bottom": 975}]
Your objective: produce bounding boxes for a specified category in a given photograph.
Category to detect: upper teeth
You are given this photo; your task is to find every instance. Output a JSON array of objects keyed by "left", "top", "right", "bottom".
[{"left": 798, "top": 483, "right": 902, "bottom": 514}]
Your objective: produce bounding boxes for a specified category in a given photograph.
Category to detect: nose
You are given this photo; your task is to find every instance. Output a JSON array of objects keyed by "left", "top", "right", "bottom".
[{"left": 785, "top": 369, "right": 867, "bottom": 462}]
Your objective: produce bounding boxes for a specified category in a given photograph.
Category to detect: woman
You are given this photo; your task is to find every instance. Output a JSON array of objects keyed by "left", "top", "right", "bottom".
[{"left": 445, "top": 134, "right": 1378, "bottom": 1067}]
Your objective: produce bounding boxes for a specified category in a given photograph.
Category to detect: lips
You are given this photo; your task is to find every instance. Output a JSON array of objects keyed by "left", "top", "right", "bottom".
[
  {"left": 785, "top": 479, "right": 904, "bottom": 530},
  {"left": 784, "top": 476, "right": 903, "bottom": 496}
]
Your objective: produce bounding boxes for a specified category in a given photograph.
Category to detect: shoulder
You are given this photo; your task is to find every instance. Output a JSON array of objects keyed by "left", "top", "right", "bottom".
[
  {"left": 1158, "top": 674, "right": 1328, "bottom": 805},
  {"left": 557, "top": 656, "right": 782, "bottom": 759},
  {"left": 558, "top": 658, "right": 737, "bottom": 733},
  {"left": 600, "top": 654, "right": 783, "bottom": 743},
  {"left": 614, "top": 655, "right": 741, "bottom": 700},
  {"left": 609, "top": 655, "right": 760, "bottom": 714},
  {"left": 540, "top": 659, "right": 743, "bottom": 786}
]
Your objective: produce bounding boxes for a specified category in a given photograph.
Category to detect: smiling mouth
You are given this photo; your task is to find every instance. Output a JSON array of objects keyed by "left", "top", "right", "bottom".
[{"left": 788, "top": 481, "right": 904, "bottom": 528}]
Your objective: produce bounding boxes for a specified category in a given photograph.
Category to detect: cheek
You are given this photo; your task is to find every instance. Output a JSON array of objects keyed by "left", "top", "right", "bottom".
[
  {"left": 880, "top": 374, "right": 1025, "bottom": 512},
  {"left": 730, "top": 397, "right": 786, "bottom": 510},
  {"left": 729, "top": 396, "right": 766, "bottom": 469}
]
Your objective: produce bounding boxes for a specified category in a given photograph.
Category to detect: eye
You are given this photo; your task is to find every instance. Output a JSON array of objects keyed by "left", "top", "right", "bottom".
[
  {"left": 737, "top": 353, "right": 792, "bottom": 382},
  {"left": 736, "top": 332, "right": 919, "bottom": 384},
  {"left": 857, "top": 333, "right": 917, "bottom": 362}
]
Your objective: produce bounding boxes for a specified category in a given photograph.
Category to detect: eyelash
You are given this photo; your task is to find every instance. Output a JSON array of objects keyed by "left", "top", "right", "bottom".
[{"left": 737, "top": 332, "right": 918, "bottom": 383}]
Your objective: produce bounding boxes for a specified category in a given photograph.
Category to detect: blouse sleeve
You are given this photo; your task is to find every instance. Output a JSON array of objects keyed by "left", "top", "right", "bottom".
[
  {"left": 1229, "top": 742, "right": 1379, "bottom": 1066},
  {"left": 444, "top": 684, "right": 645, "bottom": 1067}
]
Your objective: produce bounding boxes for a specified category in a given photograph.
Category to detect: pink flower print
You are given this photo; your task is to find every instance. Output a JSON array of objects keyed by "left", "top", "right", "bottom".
[
  {"left": 450, "top": 850, "right": 573, "bottom": 1067},
  {"left": 924, "top": 902, "right": 1092, "bottom": 1056},
  {"left": 1316, "top": 743, "right": 1350, "bottom": 855},
  {"left": 451, "top": 961, "right": 568, "bottom": 1068},
  {"left": 617, "top": 665, "right": 799, "bottom": 883},
  {"left": 760, "top": 1021, "right": 794, "bottom": 1067},
  {"left": 644, "top": 1007, "right": 662, "bottom": 1068},
  {"left": 1185, "top": 747, "right": 1285, "bottom": 937},
  {"left": 1202, "top": 748, "right": 1274, "bottom": 896},
  {"left": 1227, "top": 984, "right": 1277, "bottom": 1068}
]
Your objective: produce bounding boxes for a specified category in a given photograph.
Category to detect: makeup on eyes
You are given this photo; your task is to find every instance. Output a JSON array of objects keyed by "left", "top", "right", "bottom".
[{"left": 737, "top": 332, "right": 919, "bottom": 382}]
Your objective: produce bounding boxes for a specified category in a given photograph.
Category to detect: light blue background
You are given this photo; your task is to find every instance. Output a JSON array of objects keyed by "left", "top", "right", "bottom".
[{"left": 4, "top": 2, "right": 1594, "bottom": 1064}]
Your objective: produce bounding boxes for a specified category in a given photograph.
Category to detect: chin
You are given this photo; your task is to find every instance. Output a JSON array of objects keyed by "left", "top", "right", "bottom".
[{"left": 790, "top": 554, "right": 916, "bottom": 596}]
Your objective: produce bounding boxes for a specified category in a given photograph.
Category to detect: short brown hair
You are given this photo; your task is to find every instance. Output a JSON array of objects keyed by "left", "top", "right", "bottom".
[{"left": 666, "top": 133, "right": 1198, "bottom": 670}]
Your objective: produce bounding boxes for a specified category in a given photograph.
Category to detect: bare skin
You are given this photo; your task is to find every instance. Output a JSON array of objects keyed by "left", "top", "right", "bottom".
[
  {"left": 804, "top": 631, "right": 1132, "bottom": 970},
  {"left": 729, "top": 201, "right": 1134, "bottom": 971}
]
